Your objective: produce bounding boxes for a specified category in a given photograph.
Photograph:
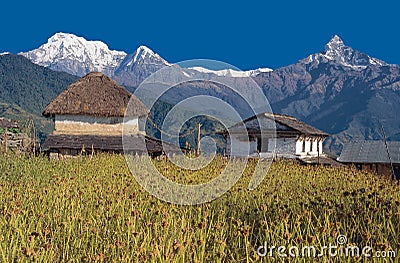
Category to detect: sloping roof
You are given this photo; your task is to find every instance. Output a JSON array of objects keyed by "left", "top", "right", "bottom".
[
  {"left": 0, "top": 118, "right": 18, "bottom": 129},
  {"left": 224, "top": 113, "right": 328, "bottom": 137},
  {"left": 43, "top": 72, "right": 149, "bottom": 117},
  {"left": 270, "top": 113, "right": 328, "bottom": 136},
  {"left": 42, "top": 134, "right": 182, "bottom": 155},
  {"left": 338, "top": 141, "right": 400, "bottom": 164}
]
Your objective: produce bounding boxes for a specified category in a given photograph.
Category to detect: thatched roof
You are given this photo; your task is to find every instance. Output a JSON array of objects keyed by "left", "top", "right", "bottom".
[
  {"left": 43, "top": 72, "right": 149, "bottom": 117},
  {"left": 0, "top": 118, "right": 18, "bottom": 129}
]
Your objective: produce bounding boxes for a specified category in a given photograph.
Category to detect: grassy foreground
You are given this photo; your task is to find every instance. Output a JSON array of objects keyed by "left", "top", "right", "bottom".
[{"left": 0, "top": 154, "right": 399, "bottom": 262}]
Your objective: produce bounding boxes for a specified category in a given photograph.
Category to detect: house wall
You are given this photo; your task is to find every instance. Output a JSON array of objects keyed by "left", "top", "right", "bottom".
[
  {"left": 296, "top": 137, "right": 323, "bottom": 157},
  {"left": 226, "top": 136, "right": 253, "bottom": 157},
  {"left": 54, "top": 115, "right": 141, "bottom": 135},
  {"left": 353, "top": 163, "right": 399, "bottom": 178},
  {"left": 270, "top": 138, "right": 296, "bottom": 155},
  {"left": 226, "top": 135, "right": 325, "bottom": 158}
]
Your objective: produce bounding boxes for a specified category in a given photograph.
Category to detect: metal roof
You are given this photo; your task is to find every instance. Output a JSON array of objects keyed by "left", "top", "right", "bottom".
[{"left": 338, "top": 141, "right": 400, "bottom": 164}]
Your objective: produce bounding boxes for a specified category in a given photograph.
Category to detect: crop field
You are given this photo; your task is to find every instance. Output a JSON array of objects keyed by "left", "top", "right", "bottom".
[{"left": 0, "top": 154, "right": 399, "bottom": 262}]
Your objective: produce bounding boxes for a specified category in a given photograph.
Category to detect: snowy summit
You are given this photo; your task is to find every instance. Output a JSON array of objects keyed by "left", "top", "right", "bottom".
[
  {"left": 20, "top": 33, "right": 127, "bottom": 76},
  {"left": 18, "top": 32, "right": 273, "bottom": 84},
  {"left": 304, "top": 35, "right": 387, "bottom": 70}
]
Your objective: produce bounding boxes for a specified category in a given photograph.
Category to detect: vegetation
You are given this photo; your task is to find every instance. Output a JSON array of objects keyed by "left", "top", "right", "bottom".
[
  {"left": 0, "top": 55, "right": 77, "bottom": 138},
  {"left": 0, "top": 54, "right": 77, "bottom": 115},
  {"left": 0, "top": 154, "right": 399, "bottom": 262}
]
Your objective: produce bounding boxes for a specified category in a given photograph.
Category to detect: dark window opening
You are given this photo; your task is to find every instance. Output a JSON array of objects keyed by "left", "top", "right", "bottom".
[
  {"left": 257, "top": 138, "right": 262, "bottom": 152},
  {"left": 394, "top": 166, "right": 400, "bottom": 180},
  {"left": 302, "top": 140, "right": 306, "bottom": 152},
  {"left": 310, "top": 140, "right": 313, "bottom": 152}
]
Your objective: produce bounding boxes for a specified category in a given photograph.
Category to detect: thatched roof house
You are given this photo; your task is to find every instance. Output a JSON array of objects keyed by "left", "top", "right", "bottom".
[
  {"left": 42, "top": 72, "right": 148, "bottom": 136},
  {"left": 42, "top": 72, "right": 180, "bottom": 157}
]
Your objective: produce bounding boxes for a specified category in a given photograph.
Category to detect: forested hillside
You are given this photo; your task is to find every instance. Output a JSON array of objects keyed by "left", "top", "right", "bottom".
[{"left": 0, "top": 54, "right": 78, "bottom": 115}]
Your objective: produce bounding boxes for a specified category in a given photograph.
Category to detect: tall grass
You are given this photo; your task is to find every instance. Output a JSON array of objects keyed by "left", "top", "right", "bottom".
[{"left": 0, "top": 154, "right": 399, "bottom": 262}]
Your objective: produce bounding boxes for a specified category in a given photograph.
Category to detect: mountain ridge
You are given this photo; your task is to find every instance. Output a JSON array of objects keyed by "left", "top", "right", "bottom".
[{"left": 18, "top": 32, "right": 273, "bottom": 85}]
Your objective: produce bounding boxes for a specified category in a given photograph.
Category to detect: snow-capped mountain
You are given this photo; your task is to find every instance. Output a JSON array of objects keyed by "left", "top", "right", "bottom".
[
  {"left": 19, "top": 33, "right": 273, "bottom": 87},
  {"left": 113, "top": 45, "right": 171, "bottom": 87},
  {"left": 20, "top": 33, "right": 127, "bottom": 77},
  {"left": 189, "top": 66, "right": 272, "bottom": 77},
  {"left": 120, "top": 45, "right": 170, "bottom": 68},
  {"left": 303, "top": 35, "right": 387, "bottom": 70}
]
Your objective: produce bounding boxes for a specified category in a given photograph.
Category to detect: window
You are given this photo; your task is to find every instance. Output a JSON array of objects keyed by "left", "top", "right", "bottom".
[
  {"left": 257, "top": 138, "right": 262, "bottom": 152},
  {"left": 310, "top": 140, "right": 313, "bottom": 152},
  {"left": 302, "top": 140, "right": 306, "bottom": 152}
]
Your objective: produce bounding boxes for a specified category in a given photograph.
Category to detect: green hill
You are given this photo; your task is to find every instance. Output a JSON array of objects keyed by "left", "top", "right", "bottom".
[
  {"left": 0, "top": 54, "right": 78, "bottom": 139},
  {"left": 0, "top": 54, "right": 78, "bottom": 115}
]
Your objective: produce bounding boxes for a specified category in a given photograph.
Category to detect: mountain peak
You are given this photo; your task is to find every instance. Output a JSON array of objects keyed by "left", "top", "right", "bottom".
[
  {"left": 49, "top": 32, "right": 78, "bottom": 41},
  {"left": 307, "top": 34, "right": 389, "bottom": 69},
  {"left": 20, "top": 32, "right": 127, "bottom": 76},
  {"left": 112, "top": 45, "right": 170, "bottom": 87},
  {"left": 132, "top": 45, "right": 156, "bottom": 62},
  {"left": 323, "top": 35, "right": 347, "bottom": 56},
  {"left": 327, "top": 35, "right": 344, "bottom": 46},
  {"left": 130, "top": 45, "right": 170, "bottom": 65},
  {"left": 136, "top": 45, "right": 154, "bottom": 54}
]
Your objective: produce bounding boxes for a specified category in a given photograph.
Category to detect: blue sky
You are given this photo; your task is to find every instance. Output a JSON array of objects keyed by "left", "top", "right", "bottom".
[{"left": 1, "top": 0, "right": 399, "bottom": 70}]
